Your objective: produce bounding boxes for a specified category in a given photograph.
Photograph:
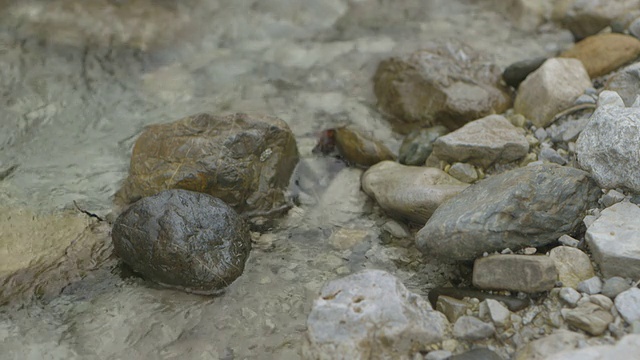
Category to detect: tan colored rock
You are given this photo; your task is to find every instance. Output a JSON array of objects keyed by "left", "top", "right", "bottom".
[
  {"left": 549, "top": 246, "right": 595, "bottom": 289},
  {"left": 373, "top": 40, "right": 512, "bottom": 133},
  {"left": 0, "top": 207, "right": 112, "bottom": 306},
  {"left": 514, "top": 58, "right": 591, "bottom": 128},
  {"left": 314, "top": 126, "right": 395, "bottom": 168},
  {"left": 432, "top": 114, "right": 529, "bottom": 168},
  {"left": 515, "top": 330, "right": 586, "bottom": 360},
  {"left": 329, "top": 228, "right": 370, "bottom": 250},
  {"left": 562, "top": 0, "right": 640, "bottom": 40},
  {"left": 560, "top": 33, "right": 640, "bottom": 78},
  {"left": 361, "top": 161, "right": 469, "bottom": 224},
  {"left": 115, "top": 113, "right": 299, "bottom": 223},
  {"left": 561, "top": 302, "right": 614, "bottom": 336},
  {"left": 473, "top": 255, "right": 558, "bottom": 293}
]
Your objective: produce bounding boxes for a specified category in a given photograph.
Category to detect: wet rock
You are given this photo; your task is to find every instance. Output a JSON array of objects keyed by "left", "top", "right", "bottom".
[
  {"left": 514, "top": 58, "right": 591, "bottom": 128},
  {"left": 561, "top": 302, "right": 614, "bottom": 335},
  {"left": 115, "top": 113, "right": 299, "bottom": 223},
  {"left": 576, "top": 276, "right": 603, "bottom": 295},
  {"left": 303, "top": 269, "right": 448, "bottom": 359},
  {"left": 602, "top": 277, "right": 632, "bottom": 299},
  {"left": 436, "top": 295, "right": 471, "bottom": 323},
  {"left": 416, "top": 164, "right": 601, "bottom": 261},
  {"left": 432, "top": 114, "right": 529, "bottom": 168},
  {"left": 514, "top": 330, "right": 586, "bottom": 360},
  {"left": 549, "top": 246, "right": 595, "bottom": 289},
  {"left": 361, "top": 161, "right": 468, "bottom": 224},
  {"left": 314, "top": 126, "right": 395, "bottom": 168},
  {"left": 0, "top": 208, "right": 111, "bottom": 306},
  {"left": 479, "top": 299, "right": 511, "bottom": 327},
  {"left": 453, "top": 316, "right": 495, "bottom": 341},
  {"left": 559, "top": 287, "right": 581, "bottom": 306},
  {"left": 112, "top": 189, "right": 251, "bottom": 294},
  {"left": 562, "top": 0, "right": 640, "bottom": 40},
  {"left": 398, "top": 126, "right": 449, "bottom": 166},
  {"left": 448, "top": 163, "right": 478, "bottom": 183},
  {"left": 605, "top": 62, "right": 640, "bottom": 106},
  {"left": 373, "top": 40, "right": 512, "bottom": 133},
  {"left": 615, "top": 287, "right": 640, "bottom": 324},
  {"left": 560, "top": 33, "right": 640, "bottom": 78},
  {"left": 503, "top": 56, "right": 548, "bottom": 88},
  {"left": 473, "top": 255, "right": 558, "bottom": 293},
  {"left": 578, "top": 91, "right": 640, "bottom": 193},
  {"left": 547, "top": 334, "right": 640, "bottom": 359},
  {"left": 585, "top": 202, "right": 640, "bottom": 279}
]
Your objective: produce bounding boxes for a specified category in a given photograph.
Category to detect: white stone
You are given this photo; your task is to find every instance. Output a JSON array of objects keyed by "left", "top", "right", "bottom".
[
  {"left": 303, "top": 270, "right": 448, "bottom": 359},
  {"left": 515, "top": 58, "right": 592, "bottom": 128},
  {"left": 547, "top": 334, "right": 640, "bottom": 360},
  {"left": 585, "top": 202, "right": 640, "bottom": 279},
  {"left": 615, "top": 287, "right": 640, "bottom": 324},
  {"left": 558, "top": 234, "right": 580, "bottom": 247},
  {"left": 559, "top": 287, "right": 581, "bottom": 306},
  {"left": 514, "top": 330, "right": 586, "bottom": 360},
  {"left": 577, "top": 91, "right": 640, "bottom": 193},
  {"left": 577, "top": 276, "right": 603, "bottom": 295},
  {"left": 453, "top": 316, "right": 495, "bottom": 341},
  {"left": 479, "top": 299, "right": 510, "bottom": 327},
  {"left": 432, "top": 114, "right": 529, "bottom": 168}
]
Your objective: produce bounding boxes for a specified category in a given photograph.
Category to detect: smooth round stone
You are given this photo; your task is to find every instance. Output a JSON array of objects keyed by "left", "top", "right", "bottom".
[
  {"left": 112, "top": 189, "right": 251, "bottom": 294},
  {"left": 629, "top": 17, "right": 640, "bottom": 39}
]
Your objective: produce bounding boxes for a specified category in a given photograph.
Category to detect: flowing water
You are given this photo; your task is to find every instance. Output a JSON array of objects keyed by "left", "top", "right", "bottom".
[{"left": 0, "top": 1, "right": 575, "bottom": 358}]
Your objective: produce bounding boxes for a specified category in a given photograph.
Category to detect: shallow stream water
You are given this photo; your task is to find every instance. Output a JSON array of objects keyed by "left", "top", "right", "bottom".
[{"left": 0, "top": 1, "right": 575, "bottom": 358}]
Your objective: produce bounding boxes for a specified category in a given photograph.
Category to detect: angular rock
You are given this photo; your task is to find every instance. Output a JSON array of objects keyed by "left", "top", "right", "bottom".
[
  {"left": 479, "top": 299, "right": 511, "bottom": 327},
  {"left": 112, "top": 189, "right": 251, "bottom": 294},
  {"left": 448, "top": 163, "right": 478, "bottom": 183},
  {"left": 417, "top": 164, "right": 601, "bottom": 261},
  {"left": 605, "top": 62, "right": 640, "bottom": 106},
  {"left": 398, "top": 126, "right": 449, "bottom": 166},
  {"left": 514, "top": 330, "right": 586, "bottom": 360},
  {"left": 362, "top": 161, "right": 468, "bottom": 224},
  {"left": 514, "top": 58, "right": 591, "bottom": 128},
  {"left": 303, "top": 269, "right": 448, "bottom": 359},
  {"left": 436, "top": 295, "right": 471, "bottom": 323},
  {"left": 615, "top": 287, "right": 640, "bottom": 324},
  {"left": 549, "top": 246, "right": 595, "bottom": 289},
  {"left": 546, "top": 334, "right": 640, "bottom": 360},
  {"left": 432, "top": 114, "right": 529, "bottom": 168},
  {"left": 602, "top": 277, "right": 632, "bottom": 299},
  {"left": 577, "top": 91, "right": 640, "bottom": 193},
  {"left": 453, "top": 316, "right": 495, "bottom": 341},
  {"left": 561, "top": 302, "right": 614, "bottom": 335},
  {"left": 601, "top": 189, "right": 627, "bottom": 208},
  {"left": 373, "top": 40, "right": 512, "bottom": 133},
  {"left": 585, "top": 202, "right": 640, "bottom": 279},
  {"left": 503, "top": 56, "right": 548, "bottom": 88},
  {"left": 560, "top": 33, "right": 640, "bottom": 78},
  {"left": 562, "top": 0, "right": 640, "bottom": 40},
  {"left": 115, "top": 113, "right": 299, "bottom": 222},
  {"left": 473, "top": 255, "right": 558, "bottom": 293},
  {"left": 577, "top": 276, "right": 603, "bottom": 295},
  {"left": 559, "top": 288, "right": 581, "bottom": 306}
]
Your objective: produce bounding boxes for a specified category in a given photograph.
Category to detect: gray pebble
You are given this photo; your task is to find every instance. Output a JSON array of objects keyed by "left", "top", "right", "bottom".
[
  {"left": 602, "top": 277, "right": 632, "bottom": 299},
  {"left": 601, "top": 189, "right": 626, "bottom": 207},
  {"left": 577, "top": 276, "right": 603, "bottom": 295},
  {"left": 425, "top": 350, "right": 453, "bottom": 360},
  {"left": 560, "top": 287, "right": 581, "bottom": 306},
  {"left": 539, "top": 147, "right": 566, "bottom": 165},
  {"left": 534, "top": 127, "right": 548, "bottom": 142},
  {"left": 575, "top": 94, "right": 596, "bottom": 105},
  {"left": 629, "top": 17, "right": 640, "bottom": 39},
  {"left": 558, "top": 234, "right": 580, "bottom": 247}
]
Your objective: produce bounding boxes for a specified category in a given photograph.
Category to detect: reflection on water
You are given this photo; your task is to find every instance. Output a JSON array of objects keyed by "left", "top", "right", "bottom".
[{"left": 0, "top": 0, "right": 573, "bottom": 358}]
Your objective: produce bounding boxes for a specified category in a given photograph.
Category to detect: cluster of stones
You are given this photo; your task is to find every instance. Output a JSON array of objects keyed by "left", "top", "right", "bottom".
[{"left": 303, "top": 14, "right": 640, "bottom": 360}]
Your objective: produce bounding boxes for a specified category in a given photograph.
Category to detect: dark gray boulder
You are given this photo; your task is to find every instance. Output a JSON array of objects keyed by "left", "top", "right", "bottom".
[
  {"left": 112, "top": 189, "right": 251, "bottom": 294},
  {"left": 416, "top": 164, "right": 601, "bottom": 261}
]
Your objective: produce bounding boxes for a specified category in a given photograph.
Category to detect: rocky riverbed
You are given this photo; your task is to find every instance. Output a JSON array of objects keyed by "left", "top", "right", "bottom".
[{"left": 1, "top": 0, "right": 640, "bottom": 359}]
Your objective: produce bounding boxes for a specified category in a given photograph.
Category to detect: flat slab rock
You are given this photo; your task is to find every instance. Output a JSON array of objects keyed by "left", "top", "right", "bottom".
[
  {"left": 472, "top": 254, "right": 558, "bottom": 293},
  {"left": 361, "top": 161, "right": 468, "bottom": 224},
  {"left": 303, "top": 269, "right": 448, "bottom": 360},
  {"left": 577, "top": 91, "right": 640, "bottom": 193},
  {"left": 416, "top": 164, "right": 600, "bottom": 261},
  {"left": 586, "top": 201, "right": 640, "bottom": 279},
  {"left": 432, "top": 114, "right": 529, "bottom": 168}
]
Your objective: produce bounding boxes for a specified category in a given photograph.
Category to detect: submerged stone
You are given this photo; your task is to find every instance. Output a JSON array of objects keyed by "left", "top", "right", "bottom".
[{"left": 112, "top": 189, "right": 251, "bottom": 295}]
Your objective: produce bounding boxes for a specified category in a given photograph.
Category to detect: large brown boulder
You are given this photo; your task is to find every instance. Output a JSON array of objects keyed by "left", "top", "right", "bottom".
[
  {"left": 115, "top": 113, "right": 299, "bottom": 223},
  {"left": 373, "top": 40, "right": 512, "bottom": 133}
]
